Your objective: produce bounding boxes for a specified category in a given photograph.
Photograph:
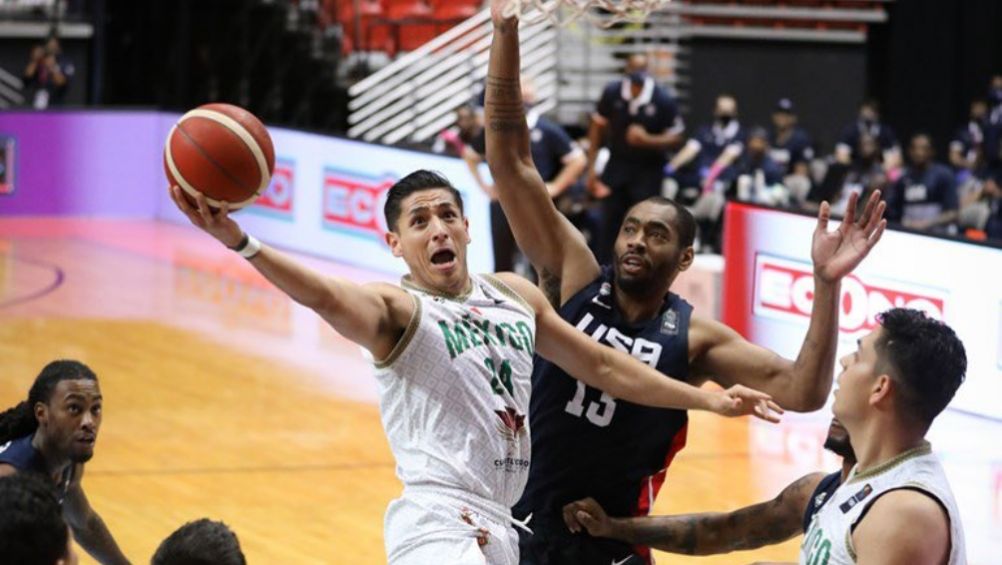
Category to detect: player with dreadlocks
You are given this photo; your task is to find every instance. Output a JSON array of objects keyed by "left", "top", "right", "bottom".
[{"left": 0, "top": 360, "right": 130, "bottom": 565}]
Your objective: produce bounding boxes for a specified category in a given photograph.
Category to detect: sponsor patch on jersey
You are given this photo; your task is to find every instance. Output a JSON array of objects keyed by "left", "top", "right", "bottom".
[
  {"left": 660, "top": 309, "right": 679, "bottom": 335},
  {"left": 839, "top": 483, "right": 873, "bottom": 513}
]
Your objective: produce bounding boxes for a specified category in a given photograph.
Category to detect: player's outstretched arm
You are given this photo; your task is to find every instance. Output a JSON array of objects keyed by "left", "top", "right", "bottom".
[
  {"left": 691, "top": 190, "right": 887, "bottom": 411},
  {"left": 562, "top": 473, "right": 824, "bottom": 555},
  {"left": 169, "top": 187, "right": 412, "bottom": 358},
  {"left": 495, "top": 273, "right": 782, "bottom": 420},
  {"left": 485, "top": 3, "right": 599, "bottom": 307},
  {"left": 63, "top": 465, "right": 131, "bottom": 565}
]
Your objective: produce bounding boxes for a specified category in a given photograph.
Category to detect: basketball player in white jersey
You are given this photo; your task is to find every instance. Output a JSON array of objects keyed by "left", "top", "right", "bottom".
[
  {"left": 800, "top": 307, "right": 967, "bottom": 565},
  {"left": 168, "top": 174, "right": 778, "bottom": 565}
]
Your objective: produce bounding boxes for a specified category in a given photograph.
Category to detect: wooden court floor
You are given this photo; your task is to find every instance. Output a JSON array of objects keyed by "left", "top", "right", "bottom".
[{"left": 2, "top": 218, "right": 998, "bottom": 564}]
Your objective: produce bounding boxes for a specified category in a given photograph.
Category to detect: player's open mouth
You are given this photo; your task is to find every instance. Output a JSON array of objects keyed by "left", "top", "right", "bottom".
[
  {"left": 431, "top": 249, "right": 457, "bottom": 271},
  {"left": 620, "top": 254, "right": 647, "bottom": 274},
  {"left": 75, "top": 435, "right": 96, "bottom": 446}
]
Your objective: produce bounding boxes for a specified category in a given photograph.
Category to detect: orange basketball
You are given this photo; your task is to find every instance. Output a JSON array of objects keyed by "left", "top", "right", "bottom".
[{"left": 164, "top": 103, "right": 276, "bottom": 210}]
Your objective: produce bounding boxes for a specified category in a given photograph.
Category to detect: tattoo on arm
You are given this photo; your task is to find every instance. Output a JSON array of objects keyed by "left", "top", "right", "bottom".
[
  {"left": 485, "top": 75, "right": 525, "bottom": 132},
  {"left": 618, "top": 474, "right": 818, "bottom": 555}
]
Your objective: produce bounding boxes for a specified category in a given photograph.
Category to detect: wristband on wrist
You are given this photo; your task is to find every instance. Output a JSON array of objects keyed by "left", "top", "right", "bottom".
[{"left": 229, "top": 233, "right": 262, "bottom": 259}]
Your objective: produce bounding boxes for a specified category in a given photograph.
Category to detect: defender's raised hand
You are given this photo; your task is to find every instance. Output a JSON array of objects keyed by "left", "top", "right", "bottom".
[{"left": 812, "top": 190, "right": 887, "bottom": 283}]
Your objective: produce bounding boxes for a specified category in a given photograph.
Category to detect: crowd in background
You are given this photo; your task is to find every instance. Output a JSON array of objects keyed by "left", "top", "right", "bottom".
[{"left": 434, "top": 59, "right": 1002, "bottom": 269}]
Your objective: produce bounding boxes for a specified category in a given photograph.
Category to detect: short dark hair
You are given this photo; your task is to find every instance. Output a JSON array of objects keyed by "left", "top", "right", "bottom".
[
  {"left": 630, "top": 196, "right": 696, "bottom": 249},
  {"left": 0, "top": 473, "right": 70, "bottom": 565},
  {"left": 152, "top": 519, "right": 246, "bottom": 565},
  {"left": 875, "top": 308, "right": 967, "bottom": 427},
  {"left": 0, "top": 360, "right": 98, "bottom": 445},
  {"left": 383, "top": 170, "right": 464, "bottom": 232}
]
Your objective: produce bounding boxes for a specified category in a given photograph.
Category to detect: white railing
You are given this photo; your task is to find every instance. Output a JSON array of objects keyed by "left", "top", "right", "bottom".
[
  {"left": 0, "top": 67, "right": 25, "bottom": 109},
  {"left": 347, "top": 8, "right": 557, "bottom": 145},
  {"left": 345, "top": 0, "right": 888, "bottom": 145}
]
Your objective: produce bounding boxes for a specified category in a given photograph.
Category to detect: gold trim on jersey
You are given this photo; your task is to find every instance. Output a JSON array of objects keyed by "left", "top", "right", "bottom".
[
  {"left": 400, "top": 275, "right": 474, "bottom": 302},
  {"left": 480, "top": 274, "right": 536, "bottom": 317},
  {"left": 848, "top": 441, "right": 932, "bottom": 483},
  {"left": 374, "top": 293, "right": 422, "bottom": 369}
]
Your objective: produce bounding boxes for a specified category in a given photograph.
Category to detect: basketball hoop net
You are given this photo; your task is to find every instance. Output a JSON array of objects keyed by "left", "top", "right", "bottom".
[{"left": 503, "top": 0, "right": 673, "bottom": 27}]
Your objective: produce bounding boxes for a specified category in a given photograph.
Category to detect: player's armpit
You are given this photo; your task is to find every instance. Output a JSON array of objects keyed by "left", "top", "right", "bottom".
[{"left": 852, "top": 489, "right": 951, "bottom": 565}]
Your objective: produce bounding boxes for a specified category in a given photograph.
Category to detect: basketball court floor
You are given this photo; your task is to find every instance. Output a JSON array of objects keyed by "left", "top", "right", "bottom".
[{"left": 2, "top": 217, "right": 1000, "bottom": 564}]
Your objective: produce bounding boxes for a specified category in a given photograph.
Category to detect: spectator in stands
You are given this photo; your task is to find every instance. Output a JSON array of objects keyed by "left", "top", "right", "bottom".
[
  {"left": 585, "top": 53, "right": 684, "bottom": 264},
  {"left": 835, "top": 99, "right": 900, "bottom": 170},
  {"left": 432, "top": 104, "right": 482, "bottom": 158},
  {"left": 984, "top": 75, "right": 1002, "bottom": 171},
  {"left": 152, "top": 519, "right": 245, "bottom": 565},
  {"left": 808, "top": 133, "right": 887, "bottom": 217},
  {"left": 722, "top": 127, "right": 787, "bottom": 207},
  {"left": 768, "top": 97, "right": 814, "bottom": 205},
  {"left": 769, "top": 98, "right": 814, "bottom": 176},
  {"left": 0, "top": 473, "right": 78, "bottom": 565},
  {"left": 949, "top": 100, "right": 991, "bottom": 232},
  {"left": 981, "top": 161, "right": 1002, "bottom": 240},
  {"left": 666, "top": 94, "right": 745, "bottom": 252},
  {"left": 465, "top": 77, "right": 588, "bottom": 272},
  {"left": 23, "top": 36, "right": 73, "bottom": 109},
  {"left": 885, "top": 133, "right": 958, "bottom": 235},
  {"left": 949, "top": 99, "right": 988, "bottom": 179}
]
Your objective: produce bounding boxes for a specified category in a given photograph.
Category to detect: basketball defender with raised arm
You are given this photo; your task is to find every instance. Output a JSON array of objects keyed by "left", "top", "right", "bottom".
[{"left": 483, "top": 3, "right": 886, "bottom": 563}]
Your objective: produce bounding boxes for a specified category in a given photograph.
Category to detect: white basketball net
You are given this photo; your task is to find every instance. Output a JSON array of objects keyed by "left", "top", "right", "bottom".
[{"left": 503, "top": 0, "right": 673, "bottom": 27}]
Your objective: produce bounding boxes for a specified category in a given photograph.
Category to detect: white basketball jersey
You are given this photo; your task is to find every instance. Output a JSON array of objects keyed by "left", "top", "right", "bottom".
[
  {"left": 374, "top": 274, "right": 536, "bottom": 508},
  {"left": 800, "top": 442, "right": 966, "bottom": 565}
]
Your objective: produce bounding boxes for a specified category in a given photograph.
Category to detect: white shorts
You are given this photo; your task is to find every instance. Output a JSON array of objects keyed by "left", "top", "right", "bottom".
[{"left": 384, "top": 488, "right": 520, "bottom": 565}]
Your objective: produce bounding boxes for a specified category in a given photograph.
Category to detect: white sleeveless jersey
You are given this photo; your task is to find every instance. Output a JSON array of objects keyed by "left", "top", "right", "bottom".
[
  {"left": 801, "top": 442, "right": 966, "bottom": 565},
  {"left": 374, "top": 274, "right": 537, "bottom": 508}
]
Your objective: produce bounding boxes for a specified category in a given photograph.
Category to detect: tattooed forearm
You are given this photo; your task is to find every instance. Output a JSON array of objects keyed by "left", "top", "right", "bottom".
[
  {"left": 485, "top": 76, "right": 520, "bottom": 99},
  {"left": 610, "top": 473, "right": 820, "bottom": 555},
  {"left": 485, "top": 75, "right": 526, "bottom": 133},
  {"left": 615, "top": 514, "right": 700, "bottom": 555}
]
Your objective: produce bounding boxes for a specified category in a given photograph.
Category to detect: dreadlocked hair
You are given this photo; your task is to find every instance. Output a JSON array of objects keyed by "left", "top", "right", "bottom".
[{"left": 0, "top": 360, "right": 98, "bottom": 445}]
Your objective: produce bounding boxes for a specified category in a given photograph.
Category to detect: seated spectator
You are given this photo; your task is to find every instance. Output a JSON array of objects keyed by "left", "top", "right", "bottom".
[
  {"left": 722, "top": 127, "right": 788, "bottom": 207},
  {"left": 431, "top": 104, "right": 482, "bottom": 158},
  {"left": 152, "top": 518, "right": 246, "bottom": 565},
  {"left": 807, "top": 133, "right": 887, "bottom": 217},
  {"left": 769, "top": 98, "right": 814, "bottom": 204},
  {"left": 835, "top": 99, "right": 900, "bottom": 170},
  {"left": 885, "top": 133, "right": 959, "bottom": 235},
  {"left": 769, "top": 98, "right": 814, "bottom": 175},
  {"left": 982, "top": 164, "right": 1002, "bottom": 240},
  {"left": 667, "top": 93, "right": 746, "bottom": 202},
  {"left": 0, "top": 472, "right": 78, "bottom": 565},
  {"left": 984, "top": 75, "right": 1002, "bottom": 171},
  {"left": 23, "top": 36, "right": 73, "bottom": 109},
  {"left": 949, "top": 99, "right": 988, "bottom": 180}
]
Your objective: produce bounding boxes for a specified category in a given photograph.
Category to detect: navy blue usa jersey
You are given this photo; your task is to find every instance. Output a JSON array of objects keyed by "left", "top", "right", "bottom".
[
  {"left": 0, "top": 434, "right": 74, "bottom": 503},
  {"left": 802, "top": 471, "right": 842, "bottom": 533},
  {"left": 515, "top": 267, "right": 691, "bottom": 548}
]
